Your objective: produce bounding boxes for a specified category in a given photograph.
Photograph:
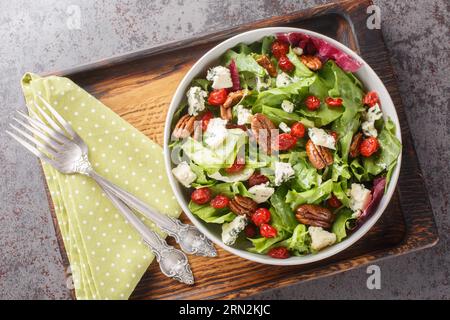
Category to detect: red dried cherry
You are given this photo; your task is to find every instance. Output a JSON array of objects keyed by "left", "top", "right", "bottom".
[
  {"left": 191, "top": 188, "right": 212, "bottom": 205},
  {"left": 225, "top": 157, "right": 246, "bottom": 174},
  {"left": 271, "top": 40, "right": 289, "bottom": 59},
  {"left": 325, "top": 97, "right": 343, "bottom": 107},
  {"left": 360, "top": 137, "right": 380, "bottom": 157},
  {"left": 275, "top": 133, "right": 297, "bottom": 151},
  {"left": 363, "top": 91, "right": 379, "bottom": 107},
  {"left": 278, "top": 56, "right": 294, "bottom": 73},
  {"left": 251, "top": 208, "right": 271, "bottom": 226},
  {"left": 207, "top": 89, "right": 228, "bottom": 106},
  {"left": 210, "top": 194, "right": 230, "bottom": 209},
  {"left": 200, "top": 111, "right": 213, "bottom": 131},
  {"left": 305, "top": 95, "right": 321, "bottom": 111},
  {"left": 327, "top": 194, "right": 342, "bottom": 208},
  {"left": 268, "top": 246, "right": 290, "bottom": 259},
  {"left": 244, "top": 224, "right": 257, "bottom": 238},
  {"left": 291, "top": 122, "right": 306, "bottom": 138},
  {"left": 259, "top": 223, "right": 277, "bottom": 238}
]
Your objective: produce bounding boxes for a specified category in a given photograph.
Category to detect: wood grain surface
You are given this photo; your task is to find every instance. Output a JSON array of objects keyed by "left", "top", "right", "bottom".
[{"left": 46, "top": 0, "right": 438, "bottom": 300}]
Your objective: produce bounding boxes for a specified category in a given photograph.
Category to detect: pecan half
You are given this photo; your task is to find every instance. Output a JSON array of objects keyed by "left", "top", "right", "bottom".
[
  {"left": 256, "top": 55, "right": 277, "bottom": 77},
  {"left": 248, "top": 171, "right": 269, "bottom": 188},
  {"left": 250, "top": 113, "right": 276, "bottom": 154},
  {"left": 306, "top": 139, "right": 334, "bottom": 169},
  {"left": 300, "top": 55, "right": 322, "bottom": 71},
  {"left": 172, "top": 114, "right": 196, "bottom": 139},
  {"left": 223, "top": 90, "right": 245, "bottom": 109},
  {"left": 349, "top": 132, "right": 363, "bottom": 158},
  {"left": 295, "top": 204, "right": 334, "bottom": 229},
  {"left": 220, "top": 105, "right": 232, "bottom": 120},
  {"left": 229, "top": 195, "right": 258, "bottom": 216}
]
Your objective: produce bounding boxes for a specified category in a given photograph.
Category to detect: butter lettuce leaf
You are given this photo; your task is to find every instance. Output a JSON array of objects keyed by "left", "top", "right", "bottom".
[
  {"left": 189, "top": 201, "right": 236, "bottom": 224},
  {"left": 286, "top": 179, "right": 334, "bottom": 210},
  {"left": 181, "top": 129, "right": 246, "bottom": 169}
]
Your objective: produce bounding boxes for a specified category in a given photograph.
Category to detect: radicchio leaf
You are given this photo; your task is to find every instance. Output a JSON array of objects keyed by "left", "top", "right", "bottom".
[
  {"left": 358, "top": 177, "right": 386, "bottom": 223},
  {"left": 228, "top": 59, "right": 241, "bottom": 91},
  {"left": 275, "top": 32, "right": 363, "bottom": 72},
  {"left": 310, "top": 38, "right": 362, "bottom": 72}
]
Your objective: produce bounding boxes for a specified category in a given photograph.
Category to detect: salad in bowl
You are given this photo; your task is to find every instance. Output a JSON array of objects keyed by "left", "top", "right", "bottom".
[{"left": 165, "top": 28, "right": 402, "bottom": 264}]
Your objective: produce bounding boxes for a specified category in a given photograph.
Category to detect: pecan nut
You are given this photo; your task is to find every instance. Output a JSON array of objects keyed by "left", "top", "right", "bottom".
[
  {"left": 250, "top": 113, "right": 276, "bottom": 154},
  {"left": 220, "top": 105, "right": 232, "bottom": 120},
  {"left": 229, "top": 195, "right": 258, "bottom": 216},
  {"left": 248, "top": 171, "right": 269, "bottom": 188},
  {"left": 256, "top": 55, "right": 277, "bottom": 77},
  {"left": 300, "top": 55, "right": 322, "bottom": 71},
  {"left": 295, "top": 204, "right": 334, "bottom": 229},
  {"left": 349, "top": 132, "right": 363, "bottom": 158},
  {"left": 223, "top": 89, "right": 245, "bottom": 109},
  {"left": 306, "top": 139, "right": 334, "bottom": 169},
  {"left": 173, "top": 114, "right": 196, "bottom": 139}
]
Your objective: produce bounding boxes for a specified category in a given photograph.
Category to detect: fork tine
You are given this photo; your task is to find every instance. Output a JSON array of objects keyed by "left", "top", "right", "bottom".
[
  {"left": 36, "top": 94, "right": 77, "bottom": 137},
  {"left": 6, "top": 130, "right": 55, "bottom": 166},
  {"left": 32, "top": 101, "right": 71, "bottom": 138},
  {"left": 11, "top": 119, "right": 60, "bottom": 155},
  {"left": 17, "top": 110, "right": 70, "bottom": 144}
]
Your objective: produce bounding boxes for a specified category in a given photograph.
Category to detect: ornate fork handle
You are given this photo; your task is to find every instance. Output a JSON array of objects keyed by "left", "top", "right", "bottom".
[
  {"left": 100, "top": 181, "right": 194, "bottom": 285},
  {"left": 88, "top": 170, "right": 216, "bottom": 257}
]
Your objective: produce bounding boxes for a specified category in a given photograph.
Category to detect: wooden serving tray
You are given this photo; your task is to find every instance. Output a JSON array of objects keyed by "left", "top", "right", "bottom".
[{"left": 47, "top": 0, "right": 438, "bottom": 299}]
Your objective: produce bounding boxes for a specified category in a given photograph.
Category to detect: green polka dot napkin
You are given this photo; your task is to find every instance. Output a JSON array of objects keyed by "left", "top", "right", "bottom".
[{"left": 21, "top": 73, "right": 181, "bottom": 300}]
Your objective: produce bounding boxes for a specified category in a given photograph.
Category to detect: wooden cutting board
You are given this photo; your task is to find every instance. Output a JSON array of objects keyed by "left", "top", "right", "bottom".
[{"left": 46, "top": 0, "right": 438, "bottom": 299}]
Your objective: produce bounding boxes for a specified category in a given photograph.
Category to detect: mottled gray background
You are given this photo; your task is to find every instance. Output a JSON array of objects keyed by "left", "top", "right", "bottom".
[{"left": 0, "top": 0, "right": 448, "bottom": 300}]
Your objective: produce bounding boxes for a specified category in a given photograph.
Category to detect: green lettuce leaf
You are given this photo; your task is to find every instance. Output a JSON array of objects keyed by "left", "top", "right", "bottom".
[
  {"left": 188, "top": 201, "right": 236, "bottom": 224},
  {"left": 290, "top": 157, "right": 322, "bottom": 191},
  {"left": 261, "top": 105, "right": 315, "bottom": 127},
  {"left": 332, "top": 181, "right": 350, "bottom": 208},
  {"left": 189, "top": 162, "right": 215, "bottom": 187},
  {"left": 269, "top": 186, "right": 298, "bottom": 233},
  {"left": 331, "top": 208, "right": 354, "bottom": 242},
  {"left": 222, "top": 48, "right": 266, "bottom": 77},
  {"left": 331, "top": 153, "right": 351, "bottom": 182},
  {"left": 181, "top": 129, "right": 246, "bottom": 169},
  {"left": 286, "top": 47, "right": 314, "bottom": 78},
  {"left": 209, "top": 181, "right": 252, "bottom": 198},
  {"left": 247, "top": 233, "right": 286, "bottom": 254},
  {"left": 279, "top": 224, "right": 310, "bottom": 255},
  {"left": 261, "top": 36, "right": 275, "bottom": 55},
  {"left": 286, "top": 179, "right": 334, "bottom": 209},
  {"left": 253, "top": 76, "right": 315, "bottom": 110},
  {"left": 363, "top": 118, "right": 402, "bottom": 175},
  {"left": 323, "top": 61, "right": 365, "bottom": 161},
  {"left": 299, "top": 76, "right": 345, "bottom": 127},
  {"left": 350, "top": 158, "right": 371, "bottom": 182}
]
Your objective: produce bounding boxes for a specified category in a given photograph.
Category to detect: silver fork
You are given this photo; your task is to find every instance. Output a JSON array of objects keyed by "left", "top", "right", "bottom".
[
  {"left": 6, "top": 96, "right": 211, "bottom": 284},
  {"left": 30, "top": 96, "right": 216, "bottom": 258}
]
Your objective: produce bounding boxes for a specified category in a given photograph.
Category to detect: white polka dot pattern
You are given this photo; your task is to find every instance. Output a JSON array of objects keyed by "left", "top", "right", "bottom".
[{"left": 21, "top": 73, "right": 181, "bottom": 300}]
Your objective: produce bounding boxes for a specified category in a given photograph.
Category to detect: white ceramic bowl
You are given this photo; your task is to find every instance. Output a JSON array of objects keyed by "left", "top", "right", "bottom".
[{"left": 163, "top": 27, "right": 402, "bottom": 266}]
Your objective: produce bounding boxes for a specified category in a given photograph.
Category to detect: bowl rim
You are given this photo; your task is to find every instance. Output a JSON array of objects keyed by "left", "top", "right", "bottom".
[{"left": 163, "top": 27, "right": 402, "bottom": 266}]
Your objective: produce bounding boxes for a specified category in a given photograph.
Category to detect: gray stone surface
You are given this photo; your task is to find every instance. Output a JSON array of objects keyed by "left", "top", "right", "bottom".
[{"left": 0, "top": 0, "right": 448, "bottom": 300}]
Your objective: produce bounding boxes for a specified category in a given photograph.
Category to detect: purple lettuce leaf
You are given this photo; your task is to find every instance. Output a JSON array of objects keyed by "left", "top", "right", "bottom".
[
  {"left": 228, "top": 59, "right": 241, "bottom": 91},
  {"left": 358, "top": 177, "right": 386, "bottom": 223},
  {"left": 276, "top": 32, "right": 362, "bottom": 72}
]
